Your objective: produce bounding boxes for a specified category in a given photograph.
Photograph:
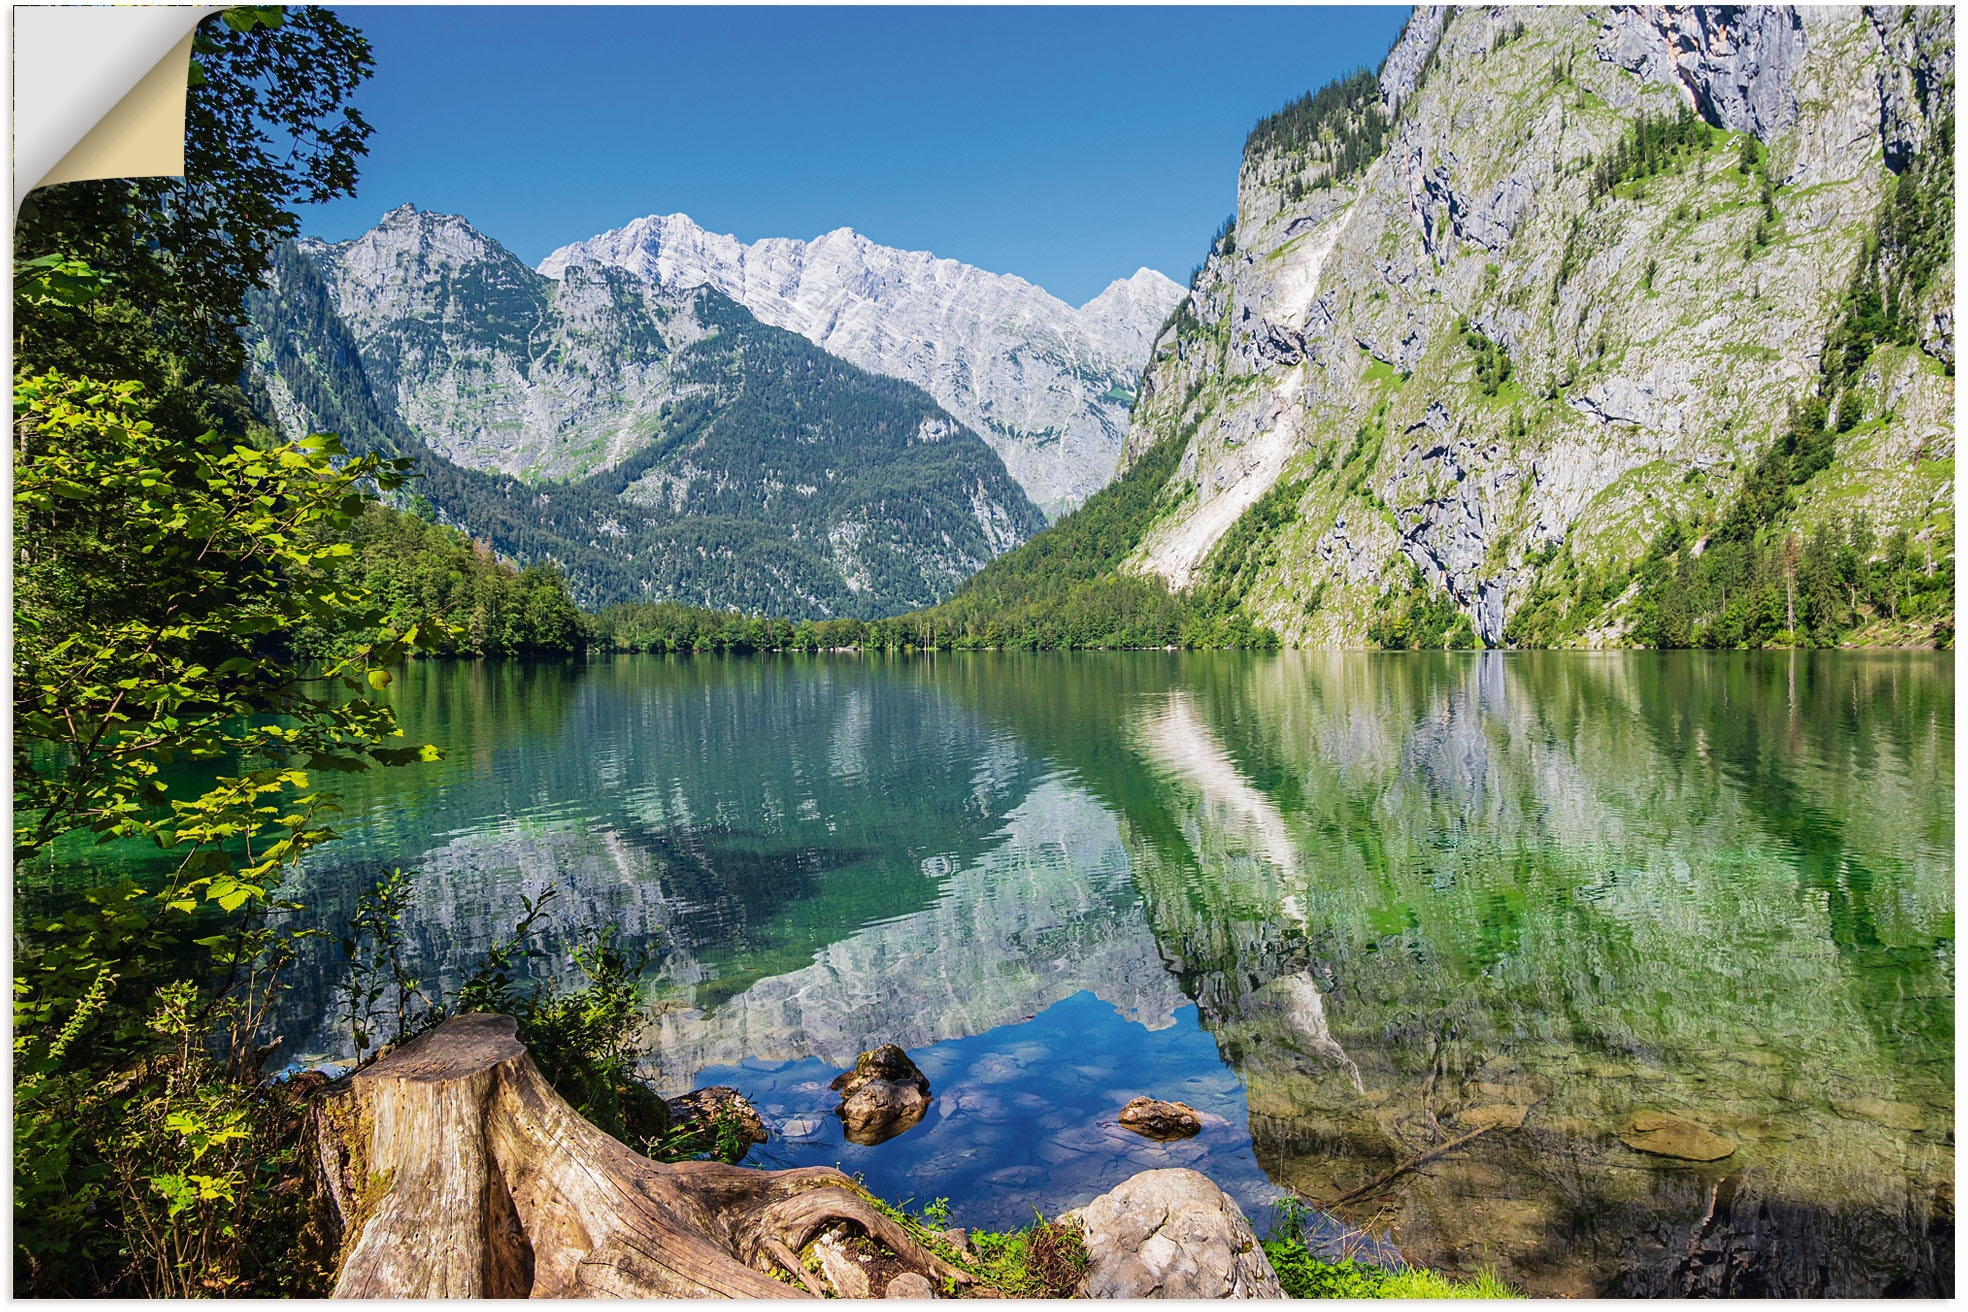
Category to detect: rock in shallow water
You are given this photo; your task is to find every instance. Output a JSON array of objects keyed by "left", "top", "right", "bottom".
[
  {"left": 1076, "top": 1167, "right": 1283, "bottom": 1299},
  {"left": 1618, "top": 1111, "right": 1737, "bottom": 1161},
  {"left": 831, "top": 1044, "right": 932, "bottom": 1145},
  {"left": 664, "top": 1085, "right": 768, "bottom": 1159},
  {"left": 1117, "top": 1096, "right": 1204, "bottom": 1140}
]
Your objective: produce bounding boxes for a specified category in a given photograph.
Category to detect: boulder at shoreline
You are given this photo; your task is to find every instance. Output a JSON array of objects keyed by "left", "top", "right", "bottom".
[{"left": 1076, "top": 1167, "right": 1284, "bottom": 1298}]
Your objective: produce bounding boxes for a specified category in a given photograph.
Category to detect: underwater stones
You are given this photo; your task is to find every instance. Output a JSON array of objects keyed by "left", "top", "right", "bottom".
[
  {"left": 1455, "top": 1103, "right": 1531, "bottom": 1132},
  {"left": 1618, "top": 1111, "right": 1737, "bottom": 1161},
  {"left": 1834, "top": 1097, "right": 1926, "bottom": 1132},
  {"left": 1076, "top": 1168, "right": 1284, "bottom": 1299},
  {"left": 832, "top": 1043, "right": 932, "bottom": 1145},
  {"left": 664, "top": 1085, "right": 769, "bottom": 1158},
  {"left": 1728, "top": 1046, "right": 1785, "bottom": 1068},
  {"left": 1118, "top": 1096, "right": 1204, "bottom": 1141}
]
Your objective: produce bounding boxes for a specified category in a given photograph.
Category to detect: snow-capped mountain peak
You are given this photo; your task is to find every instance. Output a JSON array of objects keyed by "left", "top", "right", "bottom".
[{"left": 541, "top": 213, "right": 1184, "bottom": 518}]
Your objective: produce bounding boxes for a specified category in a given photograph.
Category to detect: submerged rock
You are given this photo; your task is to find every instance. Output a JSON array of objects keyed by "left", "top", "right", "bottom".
[
  {"left": 831, "top": 1044, "right": 932, "bottom": 1145},
  {"left": 1833, "top": 1097, "right": 1925, "bottom": 1132},
  {"left": 1117, "top": 1096, "right": 1204, "bottom": 1141},
  {"left": 1456, "top": 1103, "right": 1531, "bottom": 1132},
  {"left": 1076, "top": 1167, "right": 1283, "bottom": 1299},
  {"left": 1618, "top": 1111, "right": 1737, "bottom": 1161}
]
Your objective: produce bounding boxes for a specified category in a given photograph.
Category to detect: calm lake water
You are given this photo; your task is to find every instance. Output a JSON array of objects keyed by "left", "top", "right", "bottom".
[{"left": 72, "top": 652, "right": 1958, "bottom": 1295}]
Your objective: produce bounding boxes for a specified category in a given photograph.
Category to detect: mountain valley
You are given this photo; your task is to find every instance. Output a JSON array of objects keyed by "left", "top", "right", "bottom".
[
  {"left": 248, "top": 4, "right": 1952, "bottom": 650},
  {"left": 245, "top": 206, "right": 1049, "bottom": 615}
]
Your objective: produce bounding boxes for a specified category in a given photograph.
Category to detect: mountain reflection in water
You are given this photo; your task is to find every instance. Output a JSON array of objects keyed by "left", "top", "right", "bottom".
[{"left": 131, "top": 652, "right": 1949, "bottom": 1296}]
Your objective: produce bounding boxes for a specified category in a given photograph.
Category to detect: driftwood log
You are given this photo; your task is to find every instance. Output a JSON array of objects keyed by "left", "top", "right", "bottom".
[{"left": 316, "top": 1013, "right": 972, "bottom": 1298}]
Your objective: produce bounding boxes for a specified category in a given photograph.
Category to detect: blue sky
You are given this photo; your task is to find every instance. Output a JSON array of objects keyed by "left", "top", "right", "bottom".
[{"left": 307, "top": 5, "right": 1411, "bottom": 305}]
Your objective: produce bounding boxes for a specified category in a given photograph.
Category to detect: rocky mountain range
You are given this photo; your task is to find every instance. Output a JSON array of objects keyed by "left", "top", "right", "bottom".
[
  {"left": 540, "top": 214, "right": 1185, "bottom": 519},
  {"left": 244, "top": 205, "right": 1047, "bottom": 615},
  {"left": 1117, "top": 4, "right": 1953, "bottom": 648}
]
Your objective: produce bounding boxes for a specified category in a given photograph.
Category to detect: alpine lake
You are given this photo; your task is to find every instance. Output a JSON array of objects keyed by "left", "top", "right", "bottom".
[{"left": 60, "top": 652, "right": 1958, "bottom": 1296}]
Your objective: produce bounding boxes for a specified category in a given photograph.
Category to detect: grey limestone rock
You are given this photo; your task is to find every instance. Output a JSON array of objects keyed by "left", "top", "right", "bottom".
[
  {"left": 1379, "top": 6, "right": 1451, "bottom": 112},
  {"left": 1076, "top": 1168, "right": 1284, "bottom": 1299},
  {"left": 1120, "top": 4, "right": 1953, "bottom": 650},
  {"left": 812, "top": 1229, "right": 873, "bottom": 1298},
  {"left": 884, "top": 1272, "right": 937, "bottom": 1299},
  {"left": 1872, "top": 6, "right": 1955, "bottom": 157},
  {"left": 1596, "top": 6, "right": 1811, "bottom": 144}
]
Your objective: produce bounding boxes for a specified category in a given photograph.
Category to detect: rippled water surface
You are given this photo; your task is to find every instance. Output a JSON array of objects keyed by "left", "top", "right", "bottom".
[{"left": 79, "top": 652, "right": 1957, "bottom": 1295}]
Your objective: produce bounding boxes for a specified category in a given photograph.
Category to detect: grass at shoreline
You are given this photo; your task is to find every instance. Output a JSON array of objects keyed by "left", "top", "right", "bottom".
[{"left": 1265, "top": 1238, "right": 1523, "bottom": 1299}]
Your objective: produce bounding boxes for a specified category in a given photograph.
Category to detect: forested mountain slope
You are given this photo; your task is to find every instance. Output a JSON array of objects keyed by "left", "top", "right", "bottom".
[
  {"left": 244, "top": 206, "right": 1045, "bottom": 616},
  {"left": 1116, "top": 4, "right": 1953, "bottom": 649}
]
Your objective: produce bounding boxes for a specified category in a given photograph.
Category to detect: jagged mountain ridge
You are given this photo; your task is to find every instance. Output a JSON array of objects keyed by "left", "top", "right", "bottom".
[
  {"left": 540, "top": 214, "right": 1185, "bottom": 519},
  {"left": 244, "top": 205, "right": 1047, "bottom": 616},
  {"left": 1121, "top": 4, "right": 1953, "bottom": 647}
]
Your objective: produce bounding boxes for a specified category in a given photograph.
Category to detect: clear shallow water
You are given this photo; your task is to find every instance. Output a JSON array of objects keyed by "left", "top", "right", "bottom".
[
  {"left": 703, "top": 992, "right": 1307, "bottom": 1238},
  {"left": 43, "top": 652, "right": 1953, "bottom": 1295}
]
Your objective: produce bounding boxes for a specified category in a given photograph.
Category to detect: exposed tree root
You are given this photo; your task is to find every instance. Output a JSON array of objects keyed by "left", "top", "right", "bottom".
[{"left": 318, "top": 1013, "right": 973, "bottom": 1298}]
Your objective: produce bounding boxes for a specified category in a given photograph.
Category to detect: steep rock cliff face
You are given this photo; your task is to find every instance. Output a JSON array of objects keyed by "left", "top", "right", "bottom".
[
  {"left": 541, "top": 214, "right": 1185, "bottom": 519},
  {"left": 245, "top": 206, "right": 1046, "bottom": 615},
  {"left": 295, "top": 209, "right": 712, "bottom": 482},
  {"left": 1123, "top": 5, "right": 1952, "bottom": 647}
]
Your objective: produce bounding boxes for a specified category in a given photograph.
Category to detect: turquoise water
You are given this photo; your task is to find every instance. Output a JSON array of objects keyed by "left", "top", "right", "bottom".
[{"left": 45, "top": 651, "right": 1953, "bottom": 1295}]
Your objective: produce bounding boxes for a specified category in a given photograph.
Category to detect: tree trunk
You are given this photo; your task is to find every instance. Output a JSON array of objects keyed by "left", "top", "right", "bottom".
[{"left": 317, "top": 1013, "right": 971, "bottom": 1298}]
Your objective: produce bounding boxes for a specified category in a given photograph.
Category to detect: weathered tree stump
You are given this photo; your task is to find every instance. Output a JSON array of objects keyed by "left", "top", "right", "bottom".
[{"left": 318, "top": 1014, "right": 971, "bottom": 1298}]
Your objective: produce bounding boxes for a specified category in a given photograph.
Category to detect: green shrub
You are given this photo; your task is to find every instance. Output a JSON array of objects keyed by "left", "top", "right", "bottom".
[
  {"left": 339, "top": 873, "right": 669, "bottom": 1147},
  {"left": 964, "top": 1218, "right": 1092, "bottom": 1298}
]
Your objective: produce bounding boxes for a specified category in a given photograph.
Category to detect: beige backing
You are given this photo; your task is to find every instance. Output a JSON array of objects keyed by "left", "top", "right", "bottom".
[{"left": 34, "top": 30, "right": 196, "bottom": 190}]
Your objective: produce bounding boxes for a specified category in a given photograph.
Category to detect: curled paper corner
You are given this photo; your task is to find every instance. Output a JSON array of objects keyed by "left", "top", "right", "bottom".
[{"left": 13, "top": 5, "right": 222, "bottom": 211}]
